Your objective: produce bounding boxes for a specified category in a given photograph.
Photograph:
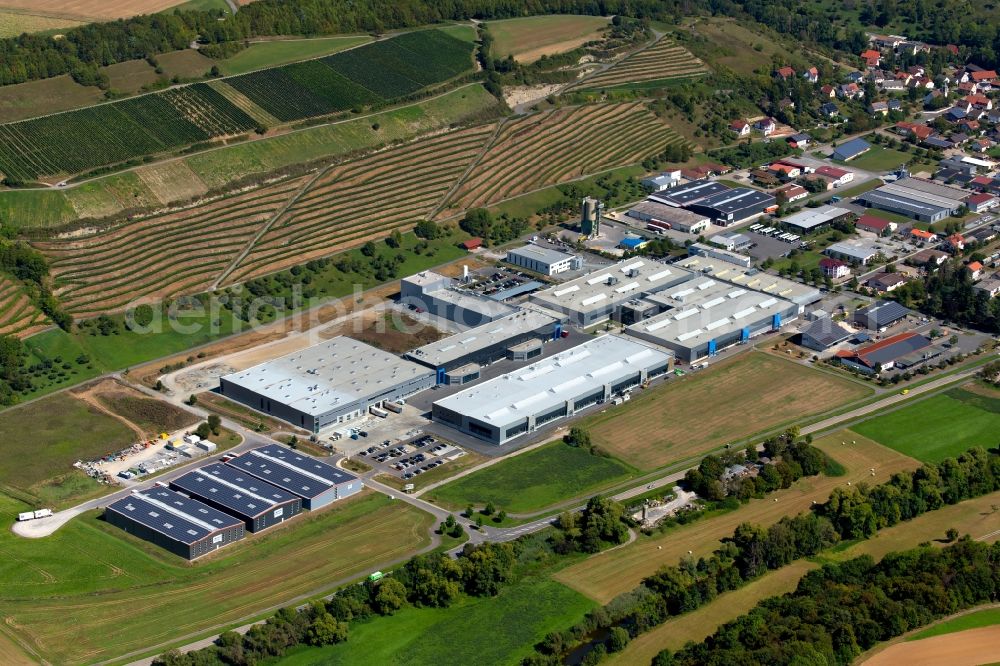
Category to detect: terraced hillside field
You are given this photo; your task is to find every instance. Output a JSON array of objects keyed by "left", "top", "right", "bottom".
[
  {"left": 0, "top": 29, "right": 474, "bottom": 180},
  {"left": 440, "top": 102, "right": 684, "bottom": 213},
  {"left": 226, "top": 125, "right": 496, "bottom": 283},
  {"left": 0, "top": 275, "right": 48, "bottom": 337},
  {"left": 35, "top": 177, "right": 308, "bottom": 317},
  {"left": 575, "top": 37, "right": 709, "bottom": 89}
]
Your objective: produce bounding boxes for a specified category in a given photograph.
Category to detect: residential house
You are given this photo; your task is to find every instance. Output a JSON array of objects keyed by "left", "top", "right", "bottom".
[
  {"left": 888, "top": 99, "right": 902, "bottom": 112},
  {"left": 894, "top": 71, "right": 914, "bottom": 86},
  {"left": 947, "top": 107, "right": 968, "bottom": 122},
  {"left": 754, "top": 117, "right": 777, "bottom": 135},
  {"left": 729, "top": 119, "right": 751, "bottom": 136},
  {"left": 965, "top": 192, "right": 999, "bottom": 213},
  {"left": 911, "top": 76, "right": 934, "bottom": 89},
  {"left": 768, "top": 162, "right": 800, "bottom": 180},
  {"left": 820, "top": 102, "right": 839, "bottom": 117},
  {"left": 896, "top": 121, "right": 934, "bottom": 141},
  {"left": 815, "top": 165, "right": 854, "bottom": 187},
  {"left": 912, "top": 248, "right": 949, "bottom": 268},
  {"left": 857, "top": 213, "right": 896, "bottom": 235},
  {"left": 860, "top": 49, "right": 882, "bottom": 67},
  {"left": 868, "top": 69, "right": 888, "bottom": 85},
  {"left": 971, "top": 138, "right": 993, "bottom": 153},
  {"left": 865, "top": 272, "right": 908, "bottom": 293},
  {"left": 775, "top": 183, "right": 808, "bottom": 203},
  {"left": 910, "top": 228, "right": 938, "bottom": 243},
  {"left": 970, "top": 69, "right": 997, "bottom": 85},
  {"left": 974, "top": 278, "right": 1000, "bottom": 297},
  {"left": 819, "top": 257, "right": 851, "bottom": 279},
  {"left": 869, "top": 101, "right": 889, "bottom": 116},
  {"left": 967, "top": 261, "right": 984, "bottom": 280},
  {"left": 881, "top": 80, "right": 908, "bottom": 93},
  {"left": 846, "top": 71, "right": 865, "bottom": 83},
  {"left": 803, "top": 67, "right": 819, "bottom": 83},
  {"left": 787, "top": 133, "right": 811, "bottom": 149},
  {"left": 778, "top": 97, "right": 795, "bottom": 110},
  {"left": 820, "top": 84, "right": 836, "bottom": 98},
  {"left": 923, "top": 136, "right": 954, "bottom": 150},
  {"left": 946, "top": 233, "right": 965, "bottom": 251},
  {"left": 964, "top": 94, "right": 993, "bottom": 110},
  {"left": 839, "top": 83, "right": 864, "bottom": 99},
  {"left": 775, "top": 66, "right": 796, "bottom": 81}
]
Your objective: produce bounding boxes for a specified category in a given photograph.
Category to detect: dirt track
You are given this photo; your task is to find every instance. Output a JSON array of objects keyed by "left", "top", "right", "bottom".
[{"left": 863, "top": 625, "right": 1000, "bottom": 666}]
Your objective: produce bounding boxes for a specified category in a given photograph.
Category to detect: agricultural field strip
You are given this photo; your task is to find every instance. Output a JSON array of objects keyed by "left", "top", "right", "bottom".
[
  {"left": 36, "top": 178, "right": 306, "bottom": 313},
  {"left": 0, "top": 275, "right": 47, "bottom": 336},
  {"left": 575, "top": 39, "right": 709, "bottom": 88},
  {"left": 448, "top": 102, "right": 678, "bottom": 209},
  {"left": 208, "top": 81, "right": 281, "bottom": 128},
  {"left": 226, "top": 125, "right": 494, "bottom": 282}
]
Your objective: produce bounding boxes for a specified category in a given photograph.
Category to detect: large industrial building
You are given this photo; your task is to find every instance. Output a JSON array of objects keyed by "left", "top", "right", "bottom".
[
  {"left": 674, "top": 255, "right": 822, "bottom": 310},
  {"left": 627, "top": 199, "right": 711, "bottom": 234},
  {"left": 781, "top": 206, "right": 852, "bottom": 233},
  {"left": 400, "top": 271, "right": 516, "bottom": 326},
  {"left": 528, "top": 258, "right": 693, "bottom": 326},
  {"left": 505, "top": 245, "right": 581, "bottom": 276},
  {"left": 856, "top": 178, "right": 967, "bottom": 223},
  {"left": 685, "top": 187, "right": 777, "bottom": 226},
  {"left": 406, "top": 308, "right": 564, "bottom": 384},
  {"left": 169, "top": 463, "right": 302, "bottom": 533},
  {"left": 104, "top": 487, "right": 245, "bottom": 560},
  {"left": 432, "top": 334, "right": 673, "bottom": 445},
  {"left": 687, "top": 243, "right": 752, "bottom": 268},
  {"left": 227, "top": 445, "right": 361, "bottom": 509},
  {"left": 219, "top": 337, "right": 435, "bottom": 433},
  {"left": 650, "top": 179, "right": 730, "bottom": 207},
  {"left": 624, "top": 277, "right": 798, "bottom": 362}
]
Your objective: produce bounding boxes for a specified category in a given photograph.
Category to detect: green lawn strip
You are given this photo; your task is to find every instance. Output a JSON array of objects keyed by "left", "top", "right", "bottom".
[
  {"left": 219, "top": 36, "right": 373, "bottom": 76},
  {"left": 840, "top": 146, "right": 912, "bottom": 172},
  {"left": 852, "top": 391, "right": 1000, "bottom": 464},
  {"left": 274, "top": 579, "right": 596, "bottom": 666},
  {"left": 426, "top": 441, "right": 639, "bottom": 514},
  {"left": 907, "top": 606, "right": 1000, "bottom": 641},
  {"left": 828, "top": 178, "right": 882, "bottom": 199}
]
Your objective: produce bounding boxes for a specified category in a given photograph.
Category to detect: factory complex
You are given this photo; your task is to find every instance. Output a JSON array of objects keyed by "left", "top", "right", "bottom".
[
  {"left": 646, "top": 179, "right": 777, "bottom": 226},
  {"left": 431, "top": 334, "right": 673, "bottom": 445},
  {"left": 401, "top": 270, "right": 517, "bottom": 326},
  {"left": 106, "top": 445, "right": 361, "bottom": 558},
  {"left": 856, "top": 177, "right": 968, "bottom": 223},
  {"left": 219, "top": 337, "right": 436, "bottom": 434}
]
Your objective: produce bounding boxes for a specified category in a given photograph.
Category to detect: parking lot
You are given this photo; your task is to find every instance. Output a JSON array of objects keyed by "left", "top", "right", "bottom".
[{"left": 354, "top": 434, "right": 467, "bottom": 481}]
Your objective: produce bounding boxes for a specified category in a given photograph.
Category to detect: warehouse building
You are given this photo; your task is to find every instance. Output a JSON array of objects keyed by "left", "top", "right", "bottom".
[
  {"left": 624, "top": 277, "right": 798, "bottom": 362},
  {"left": 219, "top": 337, "right": 436, "bottom": 433},
  {"left": 781, "top": 206, "right": 852, "bottom": 234},
  {"left": 649, "top": 179, "right": 730, "bottom": 207},
  {"left": 406, "top": 308, "right": 564, "bottom": 384},
  {"left": 856, "top": 178, "right": 967, "bottom": 223},
  {"left": 799, "top": 316, "right": 855, "bottom": 351},
  {"left": 854, "top": 300, "right": 913, "bottom": 330},
  {"left": 684, "top": 187, "right": 777, "bottom": 226},
  {"left": 687, "top": 242, "right": 753, "bottom": 268},
  {"left": 675, "top": 255, "right": 821, "bottom": 309},
  {"left": 228, "top": 445, "right": 361, "bottom": 510},
  {"left": 432, "top": 335, "right": 672, "bottom": 445},
  {"left": 528, "top": 258, "right": 694, "bottom": 326},
  {"left": 170, "top": 463, "right": 302, "bottom": 533},
  {"left": 401, "top": 271, "right": 516, "bottom": 326},
  {"left": 824, "top": 239, "right": 884, "bottom": 265},
  {"left": 105, "top": 487, "right": 245, "bottom": 560},
  {"left": 836, "top": 331, "right": 932, "bottom": 373},
  {"left": 627, "top": 199, "right": 711, "bottom": 234},
  {"left": 505, "top": 245, "right": 581, "bottom": 276}
]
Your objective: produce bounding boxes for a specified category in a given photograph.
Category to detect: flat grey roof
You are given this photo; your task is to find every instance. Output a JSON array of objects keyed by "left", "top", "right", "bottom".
[
  {"left": 675, "top": 255, "right": 820, "bottom": 305},
  {"left": 530, "top": 258, "right": 693, "bottom": 315},
  {"left": 221, "top": 337, "right": 434, "bottom": 416},
  {"left": 826, "top": 239, "right": 884, "bottom": 261},
  {"left": 433, "top": 334, "right": 671, "bottom": 425},
  {"left": 859, "top": 178, "right": 966, "bottom": 216},
  {"left": 782, "top": 206, "right": 851, "bottom": 230},
  {"left": 107, "top": 487, "right": 242, "bottom": 545},
  {"left": 506, "top": 244, "right": 576, "bottom": 265},
  {"left": 407, "top": 309, "right": 559, "bottom": 367},
  {"left": 428, "top": 287, "right": 518, "bottom": 318},
  {"left": 629, "top": 200, "right": 710, "bottom": 225},
  {"left": 626, "top": 279, "right": 796, "bottom": 348}
]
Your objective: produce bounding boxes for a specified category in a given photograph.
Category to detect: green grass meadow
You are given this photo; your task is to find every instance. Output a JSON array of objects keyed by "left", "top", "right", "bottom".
[
  {"left": 907, "top": 606, "right": 1000, "bottom": 641},
  {"left": 276, "top": 579, "right": 595, "bottom": 666},
  {"left": 219, "top": 36, "right": 373, "bottom": 76},
  {"left": 427, "top": 441, "right": 638, "bottom": 513},
  {"left": 852, "top": 387, "right": 1000, "bottom": 464}
]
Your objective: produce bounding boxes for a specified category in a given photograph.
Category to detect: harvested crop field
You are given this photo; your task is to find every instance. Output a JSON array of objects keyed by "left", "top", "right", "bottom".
[
  {"left": 553, "top": 430, "right": 918, "bottom": 603},
  {"left": 863, "top": 625, "right": 1000, "bottom": 666},
  {"left": 575, "top": 37, "right": 708, "bottom": 89},
  {"left": 487, "top": 15, "right": 610, "bottom": 63},
  {"left": 226, "top": 124, "right": 496, "bottom": 283},
  {"left": 439, "top": 102, "right": 683, "bottom": 214},
  {"left": 0, "top": 0, "right": 189, "bottom": 21},
  {"left": 585, "top": 352, "right": 872, "bottom": 470},
  {"left": 35, "top": 176, "right": 308, "bottom": 316},
  {"left": 0, "top": 75, "right": 104, "bottom": 124},
  {"left": 0, "top": 9, "right": 81, "bottom": 38},
  {"left": 0, "top": 275, "right": 48, "bottom": 338}
]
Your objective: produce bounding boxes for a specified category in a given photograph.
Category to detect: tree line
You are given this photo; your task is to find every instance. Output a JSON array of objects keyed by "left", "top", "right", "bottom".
[
  {"left": 657, "top": 538, "right": 1000, "bottom": 666},
  {"left": 521, "top": 445, "right": 1000, "bottom": 665},
  {"left": 891, "top": 260, "right": 1000, "bottom": 334}
]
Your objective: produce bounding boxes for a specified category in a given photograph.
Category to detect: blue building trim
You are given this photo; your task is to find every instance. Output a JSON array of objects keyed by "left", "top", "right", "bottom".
[
  {"left": 772, "top": 313, "right": 782, "bottom": 329},
  {"left": 708, "top": 339, "right": 717, "bottom": 356},
  {"left": 741, "top": 326, "right": 750, "bottom": 342}
]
